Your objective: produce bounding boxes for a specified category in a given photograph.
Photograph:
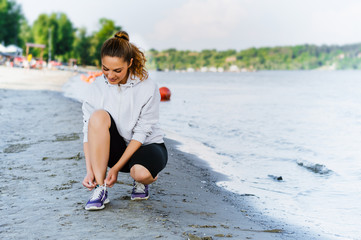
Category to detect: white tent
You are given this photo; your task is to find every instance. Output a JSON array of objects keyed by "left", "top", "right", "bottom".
[
  {"left": 4, "top": 44, "right": 23, "bottom": 56},
  {"left": 0, "top": 44, "right": 6, "bottom": 53}
]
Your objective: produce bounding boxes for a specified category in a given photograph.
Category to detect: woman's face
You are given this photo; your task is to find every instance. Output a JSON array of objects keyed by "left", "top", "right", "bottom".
[{"left": 101, "top": 56, "right": 132, "bottom": 85}]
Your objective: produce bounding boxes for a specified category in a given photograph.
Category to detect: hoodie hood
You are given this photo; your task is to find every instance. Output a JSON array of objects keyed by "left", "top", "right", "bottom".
[
  {"left": 122, "top": 77, "right": 141, "bottom": 87},
  {"left": 103, "top": 74, "right": 142, "bottom": 88}
]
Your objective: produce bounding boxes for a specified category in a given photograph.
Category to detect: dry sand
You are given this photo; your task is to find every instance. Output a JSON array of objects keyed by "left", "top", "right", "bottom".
[
  {"left": 0, "top": 66, "right": 74, "bottom": 91},
  {"left": 0, "top": 67, "right": 315, "bottom": 239}
]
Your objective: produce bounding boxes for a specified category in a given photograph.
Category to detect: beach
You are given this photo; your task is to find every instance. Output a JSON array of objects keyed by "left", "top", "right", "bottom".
[{"left": 0, "top": 67, "right": 313, "bottom": 239}]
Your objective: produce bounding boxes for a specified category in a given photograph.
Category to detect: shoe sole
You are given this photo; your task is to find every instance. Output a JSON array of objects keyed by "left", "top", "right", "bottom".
[
  {"left": 131, "top": 196, "right": 149, "bottom": 201},
  {"left": 85, "top": 198, "right": 110, "bottom": 211},
  {"left": 85, "top": 204, "right": 105, "bottom": 211}
]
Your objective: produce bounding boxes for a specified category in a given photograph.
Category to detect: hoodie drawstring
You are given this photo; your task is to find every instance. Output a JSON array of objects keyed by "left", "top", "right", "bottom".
[{"left": 130, "top": 82, "right": 134, "bottom": 120}]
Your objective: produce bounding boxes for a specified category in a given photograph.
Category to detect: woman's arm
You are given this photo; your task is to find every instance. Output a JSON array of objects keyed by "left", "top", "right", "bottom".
[
  {"left": 83, "top": 142, "right": 93, "bottom": 173},
  {"left": 81, "top": 85, "right": 98, "bottom": 190},
  {"left": 82, "top": 142, "right": 96, "bottom": 190},
  {"left": 105, "top": 139, "right": 142, "bottom": 187}
]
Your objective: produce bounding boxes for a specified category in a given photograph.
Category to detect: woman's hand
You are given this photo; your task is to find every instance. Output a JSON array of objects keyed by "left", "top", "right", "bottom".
[
  {"left": 105, "top": 167, "right": 119, "bottom": 188},
  {"left": 82, "top": 172, "right": 96, "bottom": 190}
]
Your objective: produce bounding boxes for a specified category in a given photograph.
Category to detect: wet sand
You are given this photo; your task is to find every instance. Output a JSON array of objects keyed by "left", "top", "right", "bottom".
[{"left": 0, "top": 67, "right": 310, "bottom": 239}]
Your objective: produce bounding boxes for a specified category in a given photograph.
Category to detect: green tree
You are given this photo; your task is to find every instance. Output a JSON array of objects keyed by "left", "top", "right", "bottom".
[
  {"left": 31, "top": 13, "right": 52, "bottom": 58},
  {"left": 18, "top": 19, "right": 33, "bottom": 50},
  {"left": 31, "top": 12, "right": 74, "bottom": 61},
  {"left": 0, "top": 0, "right": 23, "bottom": 45},
  {"left": 73, "top": 27, "right": 92, "bottom": 66},
  {"left": 54, "top": 13, "right": 74, "bottom": 59}
]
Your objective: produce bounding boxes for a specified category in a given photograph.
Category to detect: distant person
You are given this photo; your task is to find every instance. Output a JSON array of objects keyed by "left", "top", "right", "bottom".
[{"left": 81, "top": 31, "right": 168, "bottom": 210}]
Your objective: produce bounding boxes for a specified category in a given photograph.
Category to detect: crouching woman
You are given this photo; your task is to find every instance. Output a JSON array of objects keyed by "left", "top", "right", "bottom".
[{"left": 81, "top": 31, "right": 168, "bottom": 210}]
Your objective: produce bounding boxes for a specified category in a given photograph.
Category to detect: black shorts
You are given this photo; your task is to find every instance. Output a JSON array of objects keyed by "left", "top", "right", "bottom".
[{"left": 107, "top": 113, "right": 168, "bottom": 178}]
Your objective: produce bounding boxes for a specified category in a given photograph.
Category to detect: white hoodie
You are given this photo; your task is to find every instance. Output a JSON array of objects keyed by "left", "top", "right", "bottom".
[{"left": 82, "top": 75, "right": 164, "bottom": 145}]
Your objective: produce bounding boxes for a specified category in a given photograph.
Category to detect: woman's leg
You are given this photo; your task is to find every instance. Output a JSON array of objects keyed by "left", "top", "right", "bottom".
[
  {"left": 88, "top": 110, "right": 111, "bottom": 186},
  {"left": 129, "top": 143, "right": 168, "bottom": 185},
  {"left": 130, "top": 164, "right": 158, "bottom": 185}
]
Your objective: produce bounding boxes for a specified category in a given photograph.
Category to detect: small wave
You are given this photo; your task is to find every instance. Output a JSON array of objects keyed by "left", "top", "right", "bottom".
[{"left": 296, "top": 160, "right": 332, "bottom": 174}]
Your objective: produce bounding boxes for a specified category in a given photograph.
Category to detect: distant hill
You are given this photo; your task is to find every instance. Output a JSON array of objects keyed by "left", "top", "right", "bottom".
[{"left": 146, "top": 43, "right": 361, "bottom": 72}]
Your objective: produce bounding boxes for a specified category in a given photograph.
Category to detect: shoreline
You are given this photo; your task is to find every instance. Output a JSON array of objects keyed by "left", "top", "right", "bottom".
[{"left": 0, "top": 67, "right": 317, "bottom": 239}]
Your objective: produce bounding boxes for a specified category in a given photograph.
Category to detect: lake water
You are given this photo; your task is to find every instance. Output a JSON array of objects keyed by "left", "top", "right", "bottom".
[{"left": 64, "top": 70, "right": 361, "bottom": 239}]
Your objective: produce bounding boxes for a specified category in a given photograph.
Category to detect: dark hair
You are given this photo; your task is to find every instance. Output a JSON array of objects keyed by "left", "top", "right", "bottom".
[{"left": 101, "top": 31, "right": 148, "bottom": 81}]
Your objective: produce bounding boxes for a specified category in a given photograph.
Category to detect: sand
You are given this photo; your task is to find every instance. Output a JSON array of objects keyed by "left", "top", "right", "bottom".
[
  {"left": 0, "top": 66, "right": 74, "bottom": 91},
  {"left": 0, "top": 67, "right": 316, "bottom": 239}
]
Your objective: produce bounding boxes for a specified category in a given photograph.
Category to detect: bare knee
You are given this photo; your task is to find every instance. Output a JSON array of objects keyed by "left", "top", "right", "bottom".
[
  {"left": 89, "top": 110, "right": 111, "bottom": 129},
  {"left": 130, "top": 164, "right": 155, "bottom": 184}
]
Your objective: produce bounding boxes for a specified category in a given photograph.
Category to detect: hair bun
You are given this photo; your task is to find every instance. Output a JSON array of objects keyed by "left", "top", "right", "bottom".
[{"left": 114, "top": 31, "right": 129, "bottom": 41}]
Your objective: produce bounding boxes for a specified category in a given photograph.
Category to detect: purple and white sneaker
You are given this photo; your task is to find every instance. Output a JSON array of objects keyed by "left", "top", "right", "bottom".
[
  {"left": 131, "top": 181, "right": 149, "bottom": 200},
  {"left": 85, "top": 184, "right": 110, "bottom": 210}
]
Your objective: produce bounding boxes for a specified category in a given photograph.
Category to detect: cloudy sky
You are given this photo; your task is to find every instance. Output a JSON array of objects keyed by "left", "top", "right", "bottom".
[{"left": 16, "top": 0, "right": 361, "bottom": 51}]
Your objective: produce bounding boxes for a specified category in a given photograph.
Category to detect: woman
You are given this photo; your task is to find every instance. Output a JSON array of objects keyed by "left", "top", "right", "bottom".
[{"left": 81, "top": 31, "right": 168, "bottom": 211}]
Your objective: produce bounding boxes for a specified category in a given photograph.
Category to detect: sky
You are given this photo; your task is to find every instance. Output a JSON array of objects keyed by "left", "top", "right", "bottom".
[{"left": 16, "top": 0, "right": 361, "bottom": 51}]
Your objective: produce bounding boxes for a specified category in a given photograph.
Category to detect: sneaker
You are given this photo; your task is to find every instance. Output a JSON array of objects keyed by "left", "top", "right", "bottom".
[
  {"left": 85, "top": 184, "right": 110, "bottom": 210},
  {"left": 131, "top": 181, "right": 149, "bottom": 200}
]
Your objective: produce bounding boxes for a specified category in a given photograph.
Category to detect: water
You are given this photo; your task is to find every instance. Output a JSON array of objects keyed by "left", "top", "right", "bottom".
[{"left": 64, "top": 70, "right": 361, "bottom": 239}]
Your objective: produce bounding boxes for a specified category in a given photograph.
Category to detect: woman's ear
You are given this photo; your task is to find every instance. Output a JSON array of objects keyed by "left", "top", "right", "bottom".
[{"left": 128, "top": 58, "right": 133, "bottom": 68}]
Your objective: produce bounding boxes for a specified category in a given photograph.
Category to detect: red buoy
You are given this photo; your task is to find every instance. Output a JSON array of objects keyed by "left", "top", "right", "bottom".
[{"left": 159, "top": 87, "right": 171, "bottom": 101}]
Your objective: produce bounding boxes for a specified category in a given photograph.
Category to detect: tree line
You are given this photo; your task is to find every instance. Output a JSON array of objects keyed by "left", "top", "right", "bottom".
[
  {"left": 0, "top": 0, "right": 121, "bottom": 66},
  {"left": 147, "top": 44, "right": 361, "bottom": 71},
  {"left": 2, "top": 0, "right": 361, "bottom": 70}
]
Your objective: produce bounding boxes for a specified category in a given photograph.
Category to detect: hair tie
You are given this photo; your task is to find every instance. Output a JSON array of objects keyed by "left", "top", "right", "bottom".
[{"left": 115, "top": 35, "right": 127, "bottom": 41}]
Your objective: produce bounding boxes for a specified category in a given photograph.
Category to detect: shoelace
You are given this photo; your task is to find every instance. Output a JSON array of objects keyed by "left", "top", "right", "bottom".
[
  {"left": 90, "top": 183, "right": 107, "bottom": 201},
  {"left": 134, "top": 182, "right": 145, "bottom": 193}
]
